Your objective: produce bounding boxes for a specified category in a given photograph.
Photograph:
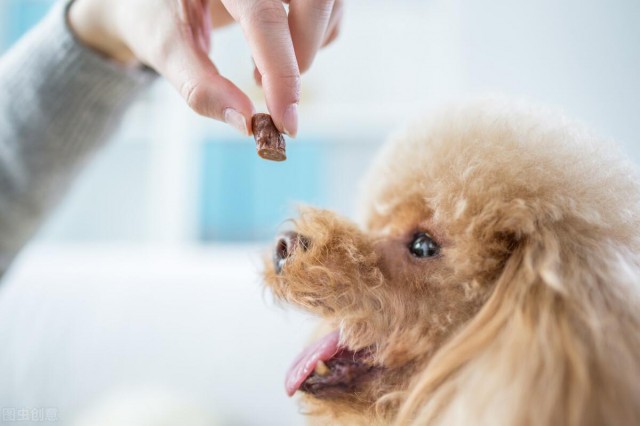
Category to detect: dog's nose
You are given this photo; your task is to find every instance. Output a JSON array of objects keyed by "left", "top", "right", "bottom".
[{"left": 274, "top": 231, "right": 309, "bottom": 274}]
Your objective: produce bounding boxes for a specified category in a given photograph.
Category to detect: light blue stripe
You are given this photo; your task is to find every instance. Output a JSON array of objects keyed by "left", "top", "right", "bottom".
[{"left": 199, "top": 139, "right": 326, "bottom": 241}]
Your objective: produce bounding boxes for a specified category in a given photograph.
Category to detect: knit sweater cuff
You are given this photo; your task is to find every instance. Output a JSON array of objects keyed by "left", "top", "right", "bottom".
[{"left": 0, "top": 0, "right": 157, "bottom": 273}]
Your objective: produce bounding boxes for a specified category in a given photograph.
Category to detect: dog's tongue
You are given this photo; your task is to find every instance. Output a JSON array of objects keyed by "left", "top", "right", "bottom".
[{"left": 285, "top": 330, "right": 340, "bottom": 396}]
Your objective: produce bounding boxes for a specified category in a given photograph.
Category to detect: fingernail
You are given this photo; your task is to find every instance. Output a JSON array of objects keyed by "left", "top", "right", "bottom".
[
  {"left": 224, "top": 108, "right": 248, "bottom": 136},
  {"left": 282, "top": 104, "right": 298, "bottom": 137}
]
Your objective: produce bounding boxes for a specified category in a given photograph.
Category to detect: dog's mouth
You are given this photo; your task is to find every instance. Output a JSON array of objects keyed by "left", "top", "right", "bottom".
[{"left": 286, "top": 329, "right": 380, "bottom": 398}]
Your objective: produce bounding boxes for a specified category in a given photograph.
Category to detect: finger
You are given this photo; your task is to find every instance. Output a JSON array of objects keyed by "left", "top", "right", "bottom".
[
  {"left": 321, "top": 0, "right": 343, "bottom": 48},
  {"left": 223, "top": 0, "right": 300, "bottom": 136},
  {"left": 321, "top": 25, "right": 340, "bottom": 48},
  {"left": 288, "top": 0, "right": 335, "bottom": 73},
  {"left": 156, "top": 37, "right": 255, "bottom": 135},
  {"left": 251, "top": 57, "right": 262, "bottom": 86},
  {"left": 254, "top": 65, "right": 263, "bottom": 86},
  {"left": 209, "top": 1, "right": 235, "bottom": 28}
]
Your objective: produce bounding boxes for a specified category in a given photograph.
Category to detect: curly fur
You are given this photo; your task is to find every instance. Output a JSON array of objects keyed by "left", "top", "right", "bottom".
[{"left": 263, "top": 99, "right": 640, "bottom": 425}]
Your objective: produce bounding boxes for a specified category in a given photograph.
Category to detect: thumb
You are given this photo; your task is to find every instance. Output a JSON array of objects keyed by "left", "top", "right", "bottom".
[{"left": 155, "top": 36, "right": 255, "bottom": 135}]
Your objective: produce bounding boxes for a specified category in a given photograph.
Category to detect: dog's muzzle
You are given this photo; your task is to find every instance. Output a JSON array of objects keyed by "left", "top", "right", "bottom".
[{"left": 274, "top": 231, "right": 310, "bottom": 274}]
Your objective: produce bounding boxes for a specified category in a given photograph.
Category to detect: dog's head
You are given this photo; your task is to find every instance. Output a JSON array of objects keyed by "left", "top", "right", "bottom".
[{"left": 263, "top": 101, "right": 640, "bottom": 425}]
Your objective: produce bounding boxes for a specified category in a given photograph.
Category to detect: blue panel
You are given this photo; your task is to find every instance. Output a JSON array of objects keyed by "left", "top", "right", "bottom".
[
  {"left": 199, "top": 138, "right": 326, "bottom": 241},
  {"left": 1, "top": 0, "right": 54, "bottom": 53}
]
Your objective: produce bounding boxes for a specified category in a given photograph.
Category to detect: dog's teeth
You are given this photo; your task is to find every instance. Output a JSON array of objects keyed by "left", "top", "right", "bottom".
[{"left": 315, "top": 360, "right": 330, "bottom": 376}]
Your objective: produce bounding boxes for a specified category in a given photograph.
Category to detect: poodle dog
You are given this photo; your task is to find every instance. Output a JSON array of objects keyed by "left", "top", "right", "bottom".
[{"left": 262, "top": 100, "right": 640, "bottom": 426}]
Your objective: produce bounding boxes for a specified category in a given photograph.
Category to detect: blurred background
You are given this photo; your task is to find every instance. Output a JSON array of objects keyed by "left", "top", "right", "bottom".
[{"left": 0, "top": 0, "right": 638, "bottom": 424}]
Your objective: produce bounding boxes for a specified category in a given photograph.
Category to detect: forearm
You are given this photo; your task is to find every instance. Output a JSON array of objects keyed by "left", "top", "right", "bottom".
[{"left": 0, "top": 1, "right": 155, "bottom": 275}]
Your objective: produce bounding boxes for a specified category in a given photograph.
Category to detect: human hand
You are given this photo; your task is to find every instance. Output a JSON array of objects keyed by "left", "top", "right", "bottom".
[{"left": 68, "top": 0, "right": 343, "bottom": 137}]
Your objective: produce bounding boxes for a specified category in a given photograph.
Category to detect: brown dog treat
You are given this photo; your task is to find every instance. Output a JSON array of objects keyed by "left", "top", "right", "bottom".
[{"left": 251, "top": 113, "right": 286, "bottom": 161}]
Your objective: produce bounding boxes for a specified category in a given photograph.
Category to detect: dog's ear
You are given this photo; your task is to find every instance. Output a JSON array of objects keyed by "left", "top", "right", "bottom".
[{"left": 394, "top": 226, "right": 640, "bottom": 426}]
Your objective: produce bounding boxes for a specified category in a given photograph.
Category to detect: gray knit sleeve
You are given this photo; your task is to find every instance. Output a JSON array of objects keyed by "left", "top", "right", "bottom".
[{"left": 0, "top": 1, "right": 156, "bottom": 276}]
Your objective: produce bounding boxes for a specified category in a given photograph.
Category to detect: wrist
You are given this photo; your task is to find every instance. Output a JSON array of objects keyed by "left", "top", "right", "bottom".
[{"left": 67, "top": 0, "right": 137, "bottom": 65}]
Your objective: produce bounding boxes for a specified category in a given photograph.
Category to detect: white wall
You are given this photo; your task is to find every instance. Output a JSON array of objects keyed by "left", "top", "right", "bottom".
[
  {"left": 458, "top": 0, "right": 640, "bottom": 159},
  {"left": 35, "top": 0, "right": 640, "bottom": 242}
]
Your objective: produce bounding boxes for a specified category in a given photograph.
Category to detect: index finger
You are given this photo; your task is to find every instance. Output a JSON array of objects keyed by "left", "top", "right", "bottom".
[{"left": 222, "top": 0, "right": 301, "bottom": 137}]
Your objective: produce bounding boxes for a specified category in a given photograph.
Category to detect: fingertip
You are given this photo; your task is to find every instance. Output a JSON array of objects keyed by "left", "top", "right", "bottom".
[
  {"left": 224, "top": 108, "right": 250, "bottom": 136},
  {"left": 321, "top": 25, "right": 340, "bottom": 48},
  {"left": 288, "top": 0, "right": 335, "bottom": 74},
  {"left": 223, "top": 98, "right": 255, "bottom": 137}
]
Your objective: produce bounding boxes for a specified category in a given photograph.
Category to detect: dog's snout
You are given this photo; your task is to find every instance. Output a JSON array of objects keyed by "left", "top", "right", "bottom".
[{"left": 274, "top": 231, "right": 309, "bottom": 274}]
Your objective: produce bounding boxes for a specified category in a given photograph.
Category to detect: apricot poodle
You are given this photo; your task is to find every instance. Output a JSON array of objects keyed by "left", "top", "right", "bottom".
[{"left": 263, "top": 100, "right": 640, "bottom": 425}]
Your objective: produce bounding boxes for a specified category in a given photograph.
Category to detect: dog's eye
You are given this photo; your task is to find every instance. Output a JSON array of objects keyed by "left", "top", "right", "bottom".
[{"left": 409, "top": 232, "right": 440, "bottom": 258}]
